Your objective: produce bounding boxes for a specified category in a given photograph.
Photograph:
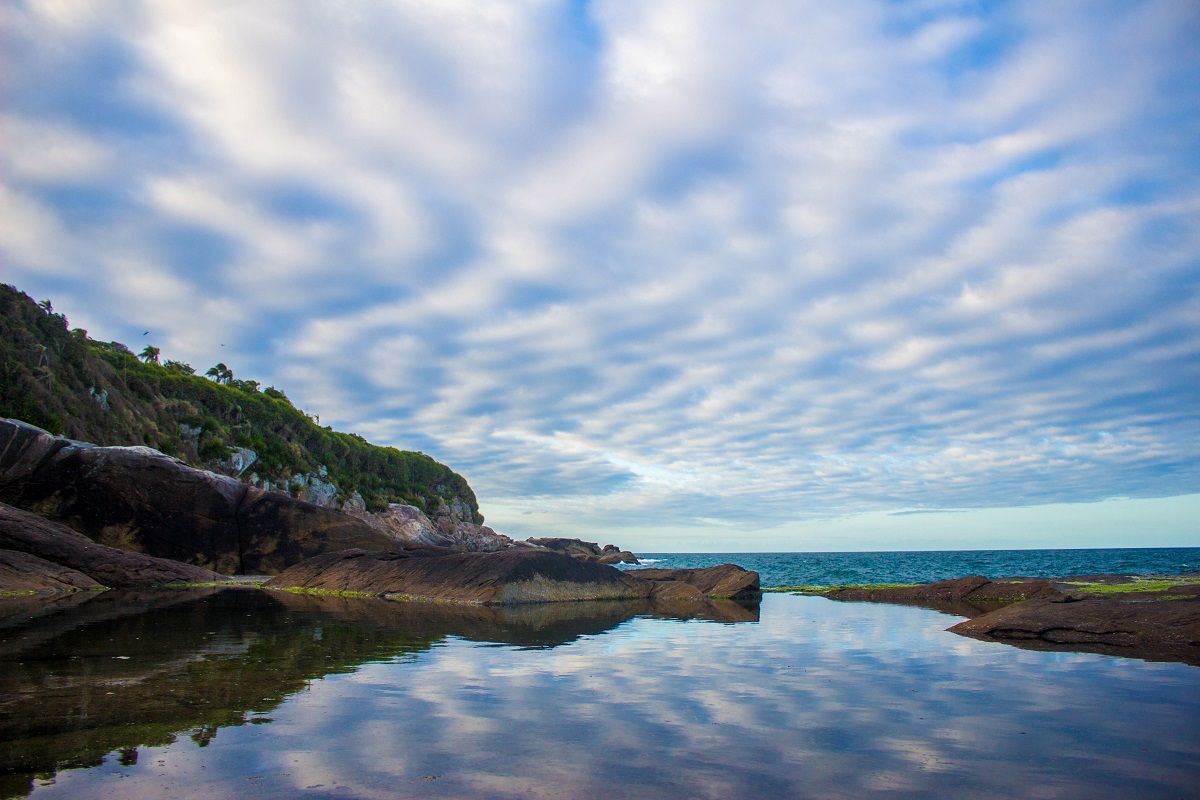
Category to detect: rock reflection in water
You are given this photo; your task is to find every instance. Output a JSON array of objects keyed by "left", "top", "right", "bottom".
[
  {"left": 0, "top": 587, "right": 757, "bottom": 797},
  {"left": 2, "top": 593, "right": 1198, "bottom": 800}
]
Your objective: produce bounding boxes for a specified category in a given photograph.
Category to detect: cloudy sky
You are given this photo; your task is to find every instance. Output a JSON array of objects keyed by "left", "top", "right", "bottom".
[{"left": 2, "top": 0, "right": 1198, "bottom": 551}]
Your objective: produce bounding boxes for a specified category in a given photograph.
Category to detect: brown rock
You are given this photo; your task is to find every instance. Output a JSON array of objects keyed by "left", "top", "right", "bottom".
[
  {"left": 824, "top": 576, "right": 1070, "bottom": 615},
  {"left": 626, "top": 564, "right": 760, "bottom": 599},
  {"left": 265, "top": 547, "right": 655, "bottom": 605},
  {"left": 526, "top": 537, "right": 603, "bottom": 559},
  {"left": 0, "top": 502, "right": 224, "bottom": 590},
  {"left": 236, "top": 489, "right": 403, "bottom": 574},
  {"left": 0, "top": 419, "right": 395, "bottom": 574},
  {"left": 0, "top": 549, "right": 102, "bottom": 594},
  {"left": 598, "top": 550, "right": 639, "bottom": 565},
  {"left": 649, "top": 580, "right": 708, "bottom": 605},
  {"left": 949, "top": 596, "right": 1200, "bottom": 665}
]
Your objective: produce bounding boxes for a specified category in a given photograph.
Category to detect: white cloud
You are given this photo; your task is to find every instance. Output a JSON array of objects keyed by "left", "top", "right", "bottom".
[
  {"left": 2, "top": 0, "right": 1198, "bottom": 547},
  {"left": 0, "top": 115, "right": 113, "bottom": 183}
]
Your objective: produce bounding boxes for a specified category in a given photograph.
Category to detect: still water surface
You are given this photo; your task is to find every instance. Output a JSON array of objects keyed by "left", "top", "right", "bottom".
[{"left": 1, "top": 588, "right": 1197, "bottom": 799}]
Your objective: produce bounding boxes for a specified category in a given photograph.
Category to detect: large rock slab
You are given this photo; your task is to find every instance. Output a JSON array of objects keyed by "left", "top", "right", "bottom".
[
  {"left": 0, "top": 502, "right": 223, "bottom": 591},
  {"left": 0, "top": 549, "right": 102, "bottom": 594},
  {"left": 949, "top": 596, "right": 1200, "bottom": 665},
  {"left": 626, "top": 564, "right": 761, "bottom": 599},
  {"left": 0, "top": 419, "right": 395, "bottom": 574},
  {"left": 236, "top": 489, "right": 402, "bottom": 574},
  {"left": 265, "top": 548, "right": 656, "bottom": 605},
  {"left": 819, "top": 576, "right": 1074, "bottom": 616}
]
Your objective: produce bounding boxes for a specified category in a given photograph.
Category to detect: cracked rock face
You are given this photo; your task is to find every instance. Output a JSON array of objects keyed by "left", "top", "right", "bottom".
[{"left": 0, "top": 419, "right": 393, "bottom": 575}]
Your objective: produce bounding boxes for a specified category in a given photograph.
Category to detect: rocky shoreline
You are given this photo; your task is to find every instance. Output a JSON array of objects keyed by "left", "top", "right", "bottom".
[
  {"left": 777, "top": 575, "right": 1200, "bottom": 665},
  {"left": 0, "top": 417, "right": 759, "bottom": 619},
  {"left": 3, "top": 418, "right": 1194, "bottom": 666}
]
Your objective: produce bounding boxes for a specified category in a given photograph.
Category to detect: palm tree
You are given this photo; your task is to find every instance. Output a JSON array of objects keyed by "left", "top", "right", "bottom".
[
  {"left": 38, "top": 299, "right": 53, "bottom": 314},
  {"left": 206, "top": 362, "right": 231, "bottom": 384},
  {"left": 139, "top": 345, "right": 160, "bottom": 365}
]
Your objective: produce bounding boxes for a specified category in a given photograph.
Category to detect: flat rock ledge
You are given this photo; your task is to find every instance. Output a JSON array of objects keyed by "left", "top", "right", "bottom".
[
  {"left": 949, "top": 596, "right": 1200, "bottom": 664},
  {"left": 0, "top": 501, "right": 224, "bottom": 594},
  {"left": 266, "top": 548, "right": 654, "bottom": 605},
  {"left": 266, "top": 550, "right": 762, "bottom": 607},
  {"left": 813, "top": 575, "right": 1200, "bottom": 665}
]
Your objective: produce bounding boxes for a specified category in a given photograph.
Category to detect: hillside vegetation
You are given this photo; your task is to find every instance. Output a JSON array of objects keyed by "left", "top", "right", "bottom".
[{"left": 0, "top": 283, "right": 480, "bottom": 520}]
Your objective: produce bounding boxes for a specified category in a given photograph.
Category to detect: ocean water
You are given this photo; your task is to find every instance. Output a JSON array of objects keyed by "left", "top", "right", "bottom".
[
  {"left": 627, "top": 547, "right": 1200, "bottom": 587},
  {"left": 2, "top": 588, "right": 1197, "bottom": 799}
]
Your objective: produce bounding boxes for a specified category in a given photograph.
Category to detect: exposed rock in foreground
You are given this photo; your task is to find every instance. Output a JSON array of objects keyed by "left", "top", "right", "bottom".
[
  {"left": 802, "top": 574, "right": 1200, "bottom": 666},
  {"left": 0, "top": 418, "right": 396, "bottom": 574},
  {"left": 0, "top": 501, "right": 224, "bottom": 593},
  {"left": 626, "top": 564, "right": 761, "bottom": 599},
  {"left": 266, "top": 550, "right": 762, "bottom": 607},
  {"left": 949, "top": 596, "right": 1200, "bottom": 664},
  {"left": 265, "top": 548, "right": 654, "bottom": 604}
]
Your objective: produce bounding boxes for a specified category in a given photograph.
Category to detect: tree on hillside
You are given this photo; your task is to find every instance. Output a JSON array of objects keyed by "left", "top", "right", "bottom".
[
  {"left": 38, "top": 299, "right": 52, "bottom": 314},
  {"left": 138, "top": 345, "right": 160, "bottom": 365},
  {"left": 205, "top": 362, "right": 233, "bottom": 384},
  {"left": 163, "top": 359, "right": 194, "bottom": 375}
]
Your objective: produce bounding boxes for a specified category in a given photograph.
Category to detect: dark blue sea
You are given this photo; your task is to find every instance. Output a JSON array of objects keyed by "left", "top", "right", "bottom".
[{"left": 628, "top": 547, "right": 1200, "bottom": 587}]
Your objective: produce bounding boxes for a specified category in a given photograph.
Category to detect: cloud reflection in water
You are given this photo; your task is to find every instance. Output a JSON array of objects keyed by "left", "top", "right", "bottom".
[{"left": 10, "top": 592, "right": 1199, "bottom": 799}]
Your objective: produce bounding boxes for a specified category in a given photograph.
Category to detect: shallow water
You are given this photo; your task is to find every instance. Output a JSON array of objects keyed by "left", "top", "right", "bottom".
[
  {"left": 1, "top": 588, "right": 1197, "bottom": 799},
  {"left": 630, "top": 547, "right": 1200, "bottom": 586}
]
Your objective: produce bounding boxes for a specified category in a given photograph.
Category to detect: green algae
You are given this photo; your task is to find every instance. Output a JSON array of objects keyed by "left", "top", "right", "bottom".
[
  {"left": 268, "top": 586, "right": 374, "bottom": 599},
  {"left": 1064, "top": 577, "right": 1197, "bottom": 595},
  {"left": 763, "top": 583, "right": 920, "bottom": 596}
]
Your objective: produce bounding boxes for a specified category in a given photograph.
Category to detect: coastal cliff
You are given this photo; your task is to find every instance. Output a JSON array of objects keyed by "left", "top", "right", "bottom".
[{"left": 0, "top": 283, "right": 479, "bottom": 522}]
